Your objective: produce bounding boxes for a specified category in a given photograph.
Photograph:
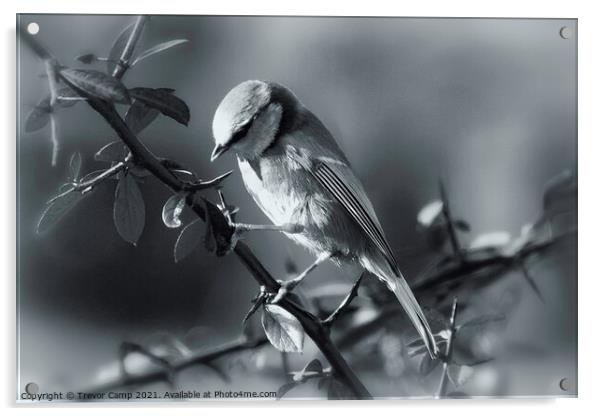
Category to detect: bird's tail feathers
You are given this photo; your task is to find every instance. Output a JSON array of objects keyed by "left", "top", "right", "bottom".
[{"left": 386, "top": 275, "right": 439, "bottom": 359}]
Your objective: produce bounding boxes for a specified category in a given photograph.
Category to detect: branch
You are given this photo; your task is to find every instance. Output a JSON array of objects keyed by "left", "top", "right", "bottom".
[
  {"left": 84, "top": 335, "right": 268, "bottom": 394},
  {"left": 436, "top": 298, "right": 458, "bottom": 398},
  {"left": 322, "top": 273, "right": 365, "bottom": 328},
  {"left": 21, "top": 21, "right": 372, "bottom": 399}
]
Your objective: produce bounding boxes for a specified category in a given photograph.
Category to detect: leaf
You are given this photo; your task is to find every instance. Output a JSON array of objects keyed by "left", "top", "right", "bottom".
[
  {"left": 131, "top": 39, "right": 189, "bottom": 66},
  {"left": 129, "top": 88, "right": 190, "bottom": 126},
  {"left": 454, "top": 219, "right": 471, "bottom": 232},
  {"left": 69, "top": 152, "right": 82, "bottom": 181},
  {"left": 291, "top": 359, "right": 324, "bottom": 382},
  {"left": 125, "top": 99, "right": 160, "bottom": 135},
  {"left": 417, "top": 200, "right": 443, "bottom": 228},
  {"left": 113, "top": 173, "right": 145, "bottom": 245},
  {"left": 162, "top": 194, "right": 187, "bottom": 228},
  {"left": 261, "top": 304, "right": 304, "bottom": 353},
  {"left": 202, "top": 198, "right": 235, "bottom": 256},
  {"left": 36, "top": 191, "right": 84, "bottom": 234},
  {"left": 446, "top": 364, "right": 475, "bottom": 388},
  {"left": 276, "top": 382, "right": 298, "bottom": 399},
  {"left": 327, "top": 378, "right": 354, "bottom": 400},
  {"left": 107, "top": 23, "right": 135, "bottom": 75},
  {"left": 25, "top": 103, "right": 51, "bottom": 132},
  {"left": 419, "top": 353, "right": 440, "bottom": 376},
  {"left": 543, "top": 169, "right": 577, "bottom": 217},
  {"left": 468, "top": 231, "right": 511, "bottom": 251},
  {"left": 458, "top": 313, "right": 506, "bottom": 331},
  {"left": 75, "top": 53, "right": 96, "bottom": 64},
  {"left": 95, "top": 141, "right": 127, "bottom": 162},
  {"left": 60, "top": 68, "right": 131, "bottom": 104}
]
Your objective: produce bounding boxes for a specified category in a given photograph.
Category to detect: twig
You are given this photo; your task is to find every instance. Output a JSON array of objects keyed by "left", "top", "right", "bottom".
[
  {"left": 519, "top": 262, "right": 545, "bottom": 303},
  {"left": 44, "top": 60, "right": 59, "bottom": 166},
  {"left": 322, "top": 273, "right": 365, "bottom": 328},
  {"left": 21, "top": 20, "right": 372, "bottom": 399},
  {"left": 85, "top": 336, "right": 269, "bottom": 394},
  {"left": 112, "top": 15, "right": 148, "bottom": 79},
  {"left": 48, "top": 156, "right": 131, "bottom": 203},
  {"left": 439, "top": 180, "right": 462, "bottom": 259},
  {"left": 436, "top": 297, "right": 458, "bottom": 398}
]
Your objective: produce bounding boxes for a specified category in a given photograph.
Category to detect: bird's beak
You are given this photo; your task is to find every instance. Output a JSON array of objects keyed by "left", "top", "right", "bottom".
[{"left": 210, "top": 144, "right": 229, "bottom": 161}]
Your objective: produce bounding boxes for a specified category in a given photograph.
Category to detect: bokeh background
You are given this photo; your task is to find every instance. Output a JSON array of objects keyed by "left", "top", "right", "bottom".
[{"left": 17, "top": 15, "right": 576, "bottom": 399}]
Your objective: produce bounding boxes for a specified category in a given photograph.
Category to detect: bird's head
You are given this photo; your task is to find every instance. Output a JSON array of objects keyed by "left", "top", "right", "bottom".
[{"left": 211, "top": 80, "right": 296, "bottom": 161}]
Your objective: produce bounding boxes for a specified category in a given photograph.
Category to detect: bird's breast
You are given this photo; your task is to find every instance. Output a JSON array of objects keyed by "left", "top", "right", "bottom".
[{"left": 238, "top": 154, "right": 314, "bottom": 226}]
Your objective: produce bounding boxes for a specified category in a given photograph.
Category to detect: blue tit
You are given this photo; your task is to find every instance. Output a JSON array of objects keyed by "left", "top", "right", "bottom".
[{"left": 211, "top": 80, "right": 438, "bottom": 358}]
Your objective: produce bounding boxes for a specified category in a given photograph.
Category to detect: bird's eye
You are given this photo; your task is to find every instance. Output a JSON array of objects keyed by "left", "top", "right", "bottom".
[{"left": 230, "top": 117, "right": 254, "bottom": 144}]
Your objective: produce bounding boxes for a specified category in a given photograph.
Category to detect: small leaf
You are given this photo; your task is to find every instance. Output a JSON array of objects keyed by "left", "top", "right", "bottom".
[
  {"left": 469, "top": 231, "right": 511, "bottom": 250},
  {"left": 174, "top": 219, "right": 204, "bottom": 263},
  {"left": 69, "top": 152, "right": 82, "bottom": 181},
  {"left": 446, "top": 364, "right": 475, "bottom": 388},
  {"left": 60, "top": 68, "right": 131, "bottom": 104},
  {"left": 75, "top": 53, "right": 96, "bottom": 64},
  {"left": 95, "top": 141, "right": 127, "bottom": 162},
  {"left": 125, "top": 99, "right": 160, "bottom": 134},
  {"left": 327, "top": 378, "right": 354, "bottom": 400},
  {"left": 25, "top": 103, "right": 51, "bottom": 132},
  {"left": 276, "top": 382, "right": 298, "bottom": 399},
  {"left": 543, "top": 169, "right": 577, "bottom": 216},
  {"left": 107, "top": 23, "right": 135, "bottom": 75},
  {"left": 132, "top": 39, "right": 189, "bottom": 66},
  {"left": 129, "top": 87, "right": 190, "bottom": 126},
  {"left": 419, "top": 353, "right": 440, "bottom": 375},
  {"left": 113, "top": 173, "right": 145, "bottom": 245},
  {"left": 417, "top": 200, "right": 444, "bottom": 228},
  {"left": 162, "top": 193, "right": 187, "bottom": 228},
  {"left": 261, "top": 304, "right": 304, "bottom": 353},
  {"left": 202, "top": 197, "right": 235, "bottom": 256},
  {"left": 454, "top": 219, "right": 471, "bottom": 232},
  {"left": 37, "top": 191, "right": 84, "bottom": 234},
  {"left": 302, "top": 359, "right": 323, "bottom": 375}
]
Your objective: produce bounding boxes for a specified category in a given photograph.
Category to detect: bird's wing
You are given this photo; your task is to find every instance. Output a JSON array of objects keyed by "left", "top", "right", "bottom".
[{"left": 284, "top": 130, "right": 400, "bottom": 276}]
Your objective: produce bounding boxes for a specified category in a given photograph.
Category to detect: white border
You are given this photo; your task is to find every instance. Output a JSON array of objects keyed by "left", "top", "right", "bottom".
[{"left": 2, "top": 0, "right": 597, "bottom": 415}]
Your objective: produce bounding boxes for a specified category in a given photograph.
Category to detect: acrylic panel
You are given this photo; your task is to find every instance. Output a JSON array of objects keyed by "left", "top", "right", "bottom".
[{"left": 16, "top": 14, "right": 577, "bottom": 401}]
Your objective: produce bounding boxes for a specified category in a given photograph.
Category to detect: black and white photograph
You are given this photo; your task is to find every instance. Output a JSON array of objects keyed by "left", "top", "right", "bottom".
[{"left": 16, "top": 13, "right": 577, "bottom": 402}]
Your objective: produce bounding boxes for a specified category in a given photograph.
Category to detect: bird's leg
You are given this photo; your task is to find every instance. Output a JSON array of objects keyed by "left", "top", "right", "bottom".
[
  {"left": 233, "top": 222, "right": 303, "bottom": 234},
  {"left": 271, "top": 252, "right": 332, "bottom": 304}
]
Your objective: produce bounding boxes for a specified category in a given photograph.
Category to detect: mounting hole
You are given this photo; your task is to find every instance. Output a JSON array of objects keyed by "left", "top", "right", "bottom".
[
  {"left": 559, "top": 26, "right": 572, "bottom": 39},
  {"left": 25, "top": 382, "right": 39, "bottom": 395},
  {"left": 559, "top": 378, "right": 570, "bottom": 391},
  {"left": 27, "top": 22, "right": 40, "bottom": 35}
]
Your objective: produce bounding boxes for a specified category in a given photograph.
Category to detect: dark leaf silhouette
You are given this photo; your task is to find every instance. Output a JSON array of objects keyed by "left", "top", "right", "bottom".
[
  {"left": 419, "top": 353, "right": 440, "bottom": 375},
  {"left": 60, "top": 68, "right": 131, "bottom": 104},
  {"left": 36, "top": 190, "right": 84, "bottom": 234},
  {"left": 327, "top": 378, "right": 354, "bottom": 400},
  {"left": 125, "top": 99, "right": 160, "bottom": 134},
  {"left": 69, "top": 152, "right": 82, "bottom": 181},
  {"left": 276, "top": 382, "right": 298, "bottom": 399},
  {"left": 202, "top": 197, "right": 234, "bottom": 256},
  {"left": 107, "top": 23, "right": 134, "bottom": 75},
  {"left": 129, "top": 87, "right": 190, "bottom": 126},
  {"left": 25, "top": 102, "right": 51, "bottom": 132},
  {"left": 261, "top": 304, "right": 304, "bottom": 353},
  {"left": 132, "top": 39, "right": 189, "bottom": 66},
  {"left": 75, "top": 53, "right": 96, "bottom": 64},
  {"left": 174, "top": 220, "right": 204, "bottom": 263},
  {"left": 113, "top": 173, "right": 145, "bottom": 245},
  {"left": 543, "top": 169, "right": 576, "bottom": 217},
  {"left": 446, "top": 364, "right": 474, "bottom": 388},
  {"left": 95, "top": 141, "right": 127, "bottom": 162},
  {"left": 162, "top": 193, "right": 186, "bottom": 228}
]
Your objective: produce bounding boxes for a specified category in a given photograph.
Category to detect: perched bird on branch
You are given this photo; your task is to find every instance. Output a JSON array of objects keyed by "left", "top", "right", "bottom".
[{"left": 211, "top": 80, "right": 438, "bottom": 358}]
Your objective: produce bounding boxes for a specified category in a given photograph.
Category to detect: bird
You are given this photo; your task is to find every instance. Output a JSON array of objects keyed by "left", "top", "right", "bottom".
[{"left": 211, "top": 80, "right": 438, "bottom": 358}]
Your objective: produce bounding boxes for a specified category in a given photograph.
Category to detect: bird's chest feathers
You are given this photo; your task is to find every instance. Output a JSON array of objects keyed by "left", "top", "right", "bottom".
[{"left": 238, "top": 155, "right": 312, "bottom": 225}]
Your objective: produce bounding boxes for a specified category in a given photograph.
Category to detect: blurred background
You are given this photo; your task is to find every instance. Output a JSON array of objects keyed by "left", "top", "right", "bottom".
[{"left": 17, "top": 15, "right": 576, "bottom": 399}]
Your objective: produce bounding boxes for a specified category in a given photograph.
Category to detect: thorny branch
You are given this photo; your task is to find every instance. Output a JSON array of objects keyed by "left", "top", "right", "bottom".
[
  {"left": 436, "top": 298, "right": 458, "bottom": 398},
  {"left": 20, "top": 17, "right": 372, "bottom": 399}
]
